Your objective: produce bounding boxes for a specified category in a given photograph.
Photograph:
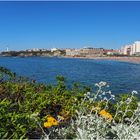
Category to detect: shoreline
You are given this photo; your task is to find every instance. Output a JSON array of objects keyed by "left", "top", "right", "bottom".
[
  {"left": 1, "top": 55, "right": 140, "bottom": 64},
  {"left": 62, "top": 56, "right": 140, "bottom": 64}
]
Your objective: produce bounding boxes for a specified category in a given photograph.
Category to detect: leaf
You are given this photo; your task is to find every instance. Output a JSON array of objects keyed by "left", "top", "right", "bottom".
[{"left": 2, "top": 132, "right": 9, "bottom": 139}]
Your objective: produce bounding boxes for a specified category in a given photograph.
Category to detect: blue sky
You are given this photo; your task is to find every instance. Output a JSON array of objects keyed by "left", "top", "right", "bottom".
[{"left": 0, "top": 1, "right": 140, "bottom": 51}]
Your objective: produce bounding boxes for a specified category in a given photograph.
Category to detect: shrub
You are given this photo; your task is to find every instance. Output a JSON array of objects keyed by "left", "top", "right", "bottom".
[{"left": 0, "top": 67, "right": 139, "bottom": 139}]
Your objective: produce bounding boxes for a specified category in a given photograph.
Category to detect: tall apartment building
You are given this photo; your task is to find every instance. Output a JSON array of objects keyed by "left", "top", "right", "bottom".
[
  {"left": 121, "top": 45, "right": 131, "bottom": 55},
  {"left": 130, "top": 41, "right": 140, "bottom": 55},
  {"left": 121, "top": 41, "right": 140, "bottom": 56}
]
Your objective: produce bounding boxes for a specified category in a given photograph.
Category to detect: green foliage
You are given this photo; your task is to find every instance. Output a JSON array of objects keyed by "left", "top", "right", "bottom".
[
  {"left": 0, "top": 67, "right": 16, "bottom": 80},
  {"left": 0, "top": 67, "right": 91, "bottom": 139},
  {"left": 112, "top": 93, "right": 139, "bottom": 122},
  {"left": 0, "top": 66, "right": 139, "bottom": 139}
]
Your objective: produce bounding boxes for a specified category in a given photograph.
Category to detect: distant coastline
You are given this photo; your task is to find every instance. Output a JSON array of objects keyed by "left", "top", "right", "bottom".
[
  {"left": 0, "top": 53, "right": 140, "bottom": 64},
  {"left": 0, "top": 50, "right": 140, "bottom": 64},
  {"left": 62, "top": 56, "right": 140, "bottom": 64}
]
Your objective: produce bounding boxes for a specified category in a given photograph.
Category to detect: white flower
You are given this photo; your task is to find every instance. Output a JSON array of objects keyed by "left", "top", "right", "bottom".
[
  {"left": 98, "top": 95, "right": 102, "bottom": 98},
  {"left": 132, "top": 90, "right": 138, "bottom": 95},
  {"left": 102, "top": 92, "right": 106, "bottom": 95},
  {"left": 103, "top": 97, "right": 108, "bottom": 101},
  {"left": 126, "top": 98, "right": 132, "bottom": 104},
  {"left": 87, "top": 92, "right": 91, "bottom": 96},
  {"left": 94, "top": 96, "right": 97, "bottom": 99},
  {"left": 111, "top": 95, "right": 115, "bottom": 98},
  {"left": 125, "top": 118, "right": 130, "bottom": 121},
  {"left": 95, "top": 83, "right": 99, "bottom": 86},
  {"left": 84, "top": 92, "right": 91, "bottom": 98},
  {"left": 98, "top": 81, "right": 107, "bottom": 87},
  {"left": 89, "top": 98, "right": 93, "bottom": 102},
  {"left": 106, "top": 85, "right": 110, "bottom": 88}
]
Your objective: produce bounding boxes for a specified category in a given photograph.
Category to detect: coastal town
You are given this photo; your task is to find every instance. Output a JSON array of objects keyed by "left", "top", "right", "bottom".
[{"left": 0, "top": 40, "right": 140, "bottom": 63}]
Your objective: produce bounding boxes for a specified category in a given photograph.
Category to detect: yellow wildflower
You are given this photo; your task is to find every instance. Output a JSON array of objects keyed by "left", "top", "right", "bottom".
[
  {"left": 99, "top": 110, "right": 113, "bottom": 121},
  {"left": 47, "top": 116, "right": 59, "bottom": 125},
  {"left": 44, "top": 122, "right": 52, "bottom": 128},
  {"left": 44, "top": 116, "right": 59, "bottom": 128}
]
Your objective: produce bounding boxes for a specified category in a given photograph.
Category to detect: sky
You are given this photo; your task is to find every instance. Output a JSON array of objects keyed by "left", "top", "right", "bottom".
[{"left": 0, "top": 1, "right": 140, "bottom": 51}]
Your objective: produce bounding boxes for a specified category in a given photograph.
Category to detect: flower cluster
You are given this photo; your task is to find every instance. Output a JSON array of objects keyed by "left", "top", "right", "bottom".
[
  {"left": 44, "top": 116, "right": 59, "bottom": 128},
  {"left": 99, "top": 109, "right": 113, "bottom": 121}
]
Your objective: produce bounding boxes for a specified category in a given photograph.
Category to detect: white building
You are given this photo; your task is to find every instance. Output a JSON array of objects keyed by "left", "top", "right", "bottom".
[
  {"left": 65, "top": 49, "right": 80, "bottom": 56},
  {"left": 6, "top": 47, "right": 9, "bottom": 52},
  {"left": 27, "top": 48, "right": 40, "bottom": 52},
  {"left": 51, "top": 48, "right": 58, "bottom": 52},
  {"left": 130, "top": 41, "right": 140, "bottom": 55},
  {"left": 121, "top": 41, "right": 140, "bottom": 56},
  {"left": 121, "top": 45, "right": 131, "bottom": 55}
]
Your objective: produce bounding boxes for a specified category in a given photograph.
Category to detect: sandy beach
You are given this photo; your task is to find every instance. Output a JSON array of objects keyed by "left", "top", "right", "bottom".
[
  {"left": 63, "top": 56, "right": 140, "bottom": 64},
  {"left": 88, "top": 56, "right": 140, "bottom": 64}
]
